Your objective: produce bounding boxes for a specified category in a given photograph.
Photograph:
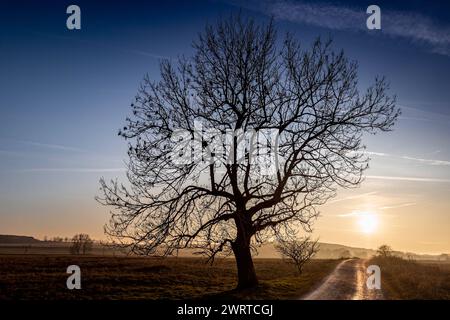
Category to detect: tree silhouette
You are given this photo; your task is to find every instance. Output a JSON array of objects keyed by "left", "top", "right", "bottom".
[
  {"left": 377, "top": 244, "right": 393, "bottom": 258},
  {"left": 70, "top": 234, "right": 93, "bottom": 255},
  {"left": 97, "top": 16, "right": 399, "bottom": 289},
  {"left": 276, "top": 236, "right": 319, "bottom": 274}
]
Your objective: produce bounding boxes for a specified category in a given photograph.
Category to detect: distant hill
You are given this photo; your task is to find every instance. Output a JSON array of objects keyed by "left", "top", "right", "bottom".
[
  {"left": 255, "top": 242, "right": 447, "bottom": 261},
  {"left": 255, "top": 242, "right": 376, "bottom": 259},
  {"left": 0, "top": 234, "right": 447, "bottom": 261},
  {"left": 0, "top": 234, "right": 41, "bottom": 244}
]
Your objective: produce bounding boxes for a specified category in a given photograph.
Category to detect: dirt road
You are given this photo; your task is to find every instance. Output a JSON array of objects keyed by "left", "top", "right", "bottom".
[{"left": 302, "top": 259, "right": 384, "bottom": 300}]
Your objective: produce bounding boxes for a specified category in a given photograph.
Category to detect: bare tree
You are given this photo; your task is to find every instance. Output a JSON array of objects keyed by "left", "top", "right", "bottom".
[
  {"left": 377, "top": 244, "right": 393, "bottom": 258},
  {"left": 276, "top": 236, "right": 319, "bottom": 274},
  {"left": 70, "top": 234, "right": 93, "bottom": 255},
  {"left": 97, "top": 16, "right": 399, "bottom": 289}
]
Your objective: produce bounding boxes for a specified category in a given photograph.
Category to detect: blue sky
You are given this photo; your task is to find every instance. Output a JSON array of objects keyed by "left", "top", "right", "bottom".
[{"left": 0, "top": 0, "right": 449, "bottom": 253}]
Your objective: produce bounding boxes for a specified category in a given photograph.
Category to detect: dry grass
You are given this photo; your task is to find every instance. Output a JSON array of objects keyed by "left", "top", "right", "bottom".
[
  {"left": 370, "top": 256, "right": 450, "bottom": 300},
  {"left": 0, "top": 255, "right": 339, "bottom": 300}
]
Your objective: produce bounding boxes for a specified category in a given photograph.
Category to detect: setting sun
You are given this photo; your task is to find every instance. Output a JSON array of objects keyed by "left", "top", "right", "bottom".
[{"left": 357, "top": 212, "right": 379, "bottom": 234}]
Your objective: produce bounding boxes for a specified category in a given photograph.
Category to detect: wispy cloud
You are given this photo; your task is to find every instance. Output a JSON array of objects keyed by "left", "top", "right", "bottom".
[
  {"left": 126, "top": 49, "right": 170, "bottom": 60},
  {"left": 15, "top": 168, "right": 126, "bottom": 173},
  {"left": 364, "top": 151, "right": 388, "bottom": 157},
  {"left": 32, "top": 31, "right": 170, "bottom": 60},
  {"left": 336, "top": 211, "right": 360, "bottom": 217},
  {"left": 398, "top": 105, "right": 450, "bottom": 124},
  {"left": 401, "top": 156, "right": 450, "bottom": 166},
  {"left": 364, "top": 151, "right": 450, "bottom": 166},
  {"left": 328, "top": 191, "right": 377, "bottom": 204},
  {"left": 379, "top": 202, "right": 416, "bottom": 210},
  {"left": 0, "top": 150, "right": 27, "bottom": 157},
  {"left": 335, "top": 210, "right": 392, "bottom": 218},
  {"left": 234, "top": 0, "right": 450, "bottom": 56},
  {"left": 336, "top": 204, "right": 413, "bottom": 218},
  {"left": 398, "top": 116, "right": 435, "bottom": 123},
  {"left": 367, "top": 175, "right": 450, "bottom": 183},
  {"left": 15, "top": 140, "right": 86, "bottom": 153}
]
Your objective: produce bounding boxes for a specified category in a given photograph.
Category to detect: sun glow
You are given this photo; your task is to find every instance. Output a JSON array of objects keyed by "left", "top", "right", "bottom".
[{"left": 357, "top": 211, "right": 379, "bottom": 234}]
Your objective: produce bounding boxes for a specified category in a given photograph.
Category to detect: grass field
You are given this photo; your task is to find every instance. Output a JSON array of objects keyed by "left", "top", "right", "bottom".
[
  {"left": 370, "top": 256, "right": 450, "bottom": 300},
  {"left": 0, "top": 255, "right": 339, "bottom": 300}
]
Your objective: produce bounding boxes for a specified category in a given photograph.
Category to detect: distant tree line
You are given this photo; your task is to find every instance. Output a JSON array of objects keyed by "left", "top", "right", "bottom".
[
  {"left": 41, "top": 234, "right": 95, "bottom": 255},
  {"left": 42, "top": 236, "right": 71, "bottom": 242},
  {"left": 70, "top": 234, "right": 93, "bottom": 255}
]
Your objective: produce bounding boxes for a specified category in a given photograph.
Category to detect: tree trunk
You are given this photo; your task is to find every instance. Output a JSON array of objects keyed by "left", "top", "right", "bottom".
[{"left": 232, "top": 238, "right": 258, "bottom": 290}]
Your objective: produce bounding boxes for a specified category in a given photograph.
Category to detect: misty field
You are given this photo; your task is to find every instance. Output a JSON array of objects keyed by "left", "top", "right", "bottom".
[
  {"left": 371, "top": 256, "right": 450, "bottom": 299},
  {"left": 0, "top": 255, "right": 339, "bottom": 300}
]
